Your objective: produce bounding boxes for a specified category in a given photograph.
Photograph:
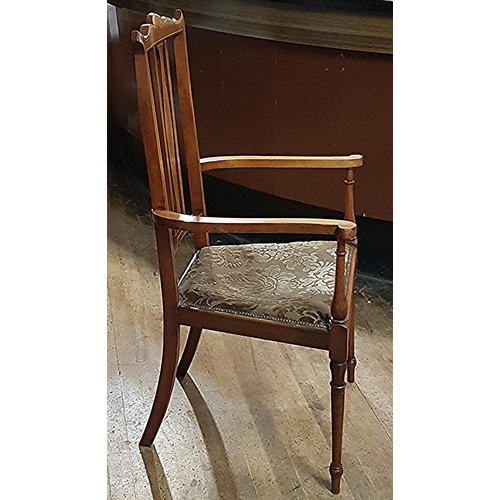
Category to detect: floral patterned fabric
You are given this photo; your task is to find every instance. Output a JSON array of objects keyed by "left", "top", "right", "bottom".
[{"left": 178, "top": 240, "right": 354, "bottom": 330}]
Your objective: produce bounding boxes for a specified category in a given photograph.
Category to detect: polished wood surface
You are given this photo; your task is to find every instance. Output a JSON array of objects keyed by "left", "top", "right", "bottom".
[
  {"left": 152, "top": 208, "right": 357, "bottom": 237},
  {"left": 107, "top": 188, "right": 393, "bottom": 498},
  {"left": 130, "top": 10, "right": 370, "bottom": 494},
  {"left": 112, "top": 0, "right": 392, "bottom": 54},
  {"left": 200, "top": 155, "right": 364, "bottom": 171},
  {"left": 178, "top": 306, "right": 329, "bottom": 351},
  {"left": 133, "top": 10, "right": 209, "bottom": 249}
]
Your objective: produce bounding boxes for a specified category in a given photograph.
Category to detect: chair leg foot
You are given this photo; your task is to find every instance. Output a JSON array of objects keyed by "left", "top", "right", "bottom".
[
  {"left": 176, "top": 327, "right": 202, "bottom": 380},
  {"left": 330, "top": 358, "right": 346, "bottom": 495},
  {"left": 140, "top": 321, "right": 180, "bottom": 447},
  {"left": 330, "top": 464, "right": 343, "bottom": 495},
  {"left": 347, "top": 357, "right": 357, "bottom": 383}
]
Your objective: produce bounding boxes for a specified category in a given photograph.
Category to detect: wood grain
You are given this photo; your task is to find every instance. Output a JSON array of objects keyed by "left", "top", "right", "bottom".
[
  {"left": 200, "top": 155, "right": 363, "bottom": 171},
  {"left": 152, "top": 208, "right": 357, "bottom": 238},
  {"left": 114, "top": 0, "right": 393, "bottom": 54}
]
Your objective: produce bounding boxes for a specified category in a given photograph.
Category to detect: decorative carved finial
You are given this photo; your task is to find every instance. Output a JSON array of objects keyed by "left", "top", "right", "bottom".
[{"left": 131, "top": 10, "right": 185, "bottom": 48}]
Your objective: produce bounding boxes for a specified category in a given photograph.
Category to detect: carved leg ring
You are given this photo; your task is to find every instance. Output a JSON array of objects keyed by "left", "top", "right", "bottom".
[
  {"left": 330, "top": 464, "right": 344, "bottom": 495},
  {"left": 330, "top": 359, "right": 347, "bottom": 494}
]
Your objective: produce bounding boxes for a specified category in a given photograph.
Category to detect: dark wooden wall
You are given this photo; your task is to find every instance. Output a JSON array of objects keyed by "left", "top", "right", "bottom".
[{"left": 188, "top": 27, "right": 392, "bottom": 221}]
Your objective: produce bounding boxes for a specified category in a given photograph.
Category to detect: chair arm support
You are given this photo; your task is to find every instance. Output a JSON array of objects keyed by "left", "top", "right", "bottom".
[
  {"left": 200, "top": 154, "right": 363, "bottom": 172},
  {"left": 152, "top": 209, "right": 356, "bottom": 239}
]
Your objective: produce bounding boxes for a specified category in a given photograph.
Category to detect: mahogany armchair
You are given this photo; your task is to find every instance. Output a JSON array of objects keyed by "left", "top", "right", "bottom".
[{"left": 132, "top": 11, "right": 363, "bottom": 495}]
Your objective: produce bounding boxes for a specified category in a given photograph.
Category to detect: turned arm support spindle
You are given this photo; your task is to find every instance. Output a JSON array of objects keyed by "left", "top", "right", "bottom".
[
  {"left": 331, "top": 168, "right": 357, "bottom": 320},
  {"left": 331, "top": 230, "right": 349, "bottom": 321},
  {"left": 344, "top": 168, "right": 356, "bottom": 223}
]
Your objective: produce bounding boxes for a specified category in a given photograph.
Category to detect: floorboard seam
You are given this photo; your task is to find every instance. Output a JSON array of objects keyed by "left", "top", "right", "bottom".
[{"left": 354, "top": 380, "right": 392, "bottom": 442}]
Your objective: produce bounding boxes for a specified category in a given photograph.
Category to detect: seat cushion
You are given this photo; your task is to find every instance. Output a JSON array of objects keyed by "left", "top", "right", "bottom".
[{"left": 178, "top": 240, "right": 354, "bottom": 330}]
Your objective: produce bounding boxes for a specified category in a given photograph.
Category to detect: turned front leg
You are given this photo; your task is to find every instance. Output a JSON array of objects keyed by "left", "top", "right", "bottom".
[
  {"left": 330, "top": 356, "right": 347, "bottom": 494},
  {"left": 329, "top": 231, "right": 350, "bottom": 494},
  {"left": 328, "top": 324, "right": 348, "bottom": 495}
]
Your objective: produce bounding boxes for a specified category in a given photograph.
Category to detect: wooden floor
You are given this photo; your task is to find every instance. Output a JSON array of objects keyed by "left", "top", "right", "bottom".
[{"left": 107, "top": 177, "right": 393, "bottom": 499}]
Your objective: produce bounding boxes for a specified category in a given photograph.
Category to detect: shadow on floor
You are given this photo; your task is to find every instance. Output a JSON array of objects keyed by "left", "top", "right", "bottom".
[
  {"left": 140, "top": 446, "right": 174, "bottom": 500},
  {"left": 180, "top": 374, "right": 240, "bottom": 498}
]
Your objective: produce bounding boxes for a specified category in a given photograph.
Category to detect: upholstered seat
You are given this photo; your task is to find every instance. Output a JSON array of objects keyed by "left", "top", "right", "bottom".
[{"left": 178, "top": 240, "right": 354, "bottom": 330}]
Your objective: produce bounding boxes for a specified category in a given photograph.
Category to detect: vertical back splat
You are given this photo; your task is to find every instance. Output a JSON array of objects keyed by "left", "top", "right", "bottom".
[{"left": 132, "top": 11, "right": 208, "bottom": 249}]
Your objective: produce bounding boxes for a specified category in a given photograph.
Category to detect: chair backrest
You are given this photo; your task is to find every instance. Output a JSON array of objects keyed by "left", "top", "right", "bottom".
[{"left": 132, "top": 11, "right": 209, "bottom": 249}]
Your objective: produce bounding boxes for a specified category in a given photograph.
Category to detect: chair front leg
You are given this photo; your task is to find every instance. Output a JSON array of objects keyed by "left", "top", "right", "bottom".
[{"left": 329, "top": 323, "right": 348, "bottom": 495}]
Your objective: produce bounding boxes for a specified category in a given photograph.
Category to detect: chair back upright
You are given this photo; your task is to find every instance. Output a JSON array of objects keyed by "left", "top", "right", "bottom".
[{"left": 132, "top": 11, "right": 209, "bottom": 250}]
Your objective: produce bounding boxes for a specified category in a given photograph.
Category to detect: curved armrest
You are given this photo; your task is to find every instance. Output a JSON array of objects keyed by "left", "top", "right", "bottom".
[
  {"left": 152, "top": 209, "right": 356, "bottom": 239},
  {"left": 200, "top": 154, "right": 363, "bottom": 172}
]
